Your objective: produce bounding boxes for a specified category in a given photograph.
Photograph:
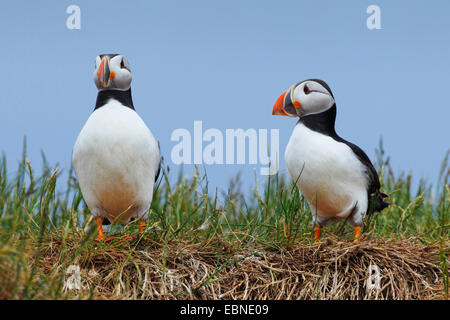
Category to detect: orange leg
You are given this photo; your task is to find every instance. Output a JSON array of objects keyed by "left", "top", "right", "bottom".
[
  {"left": 95, "top": 216, "right": 105, "bottom": 241},
  {"left": 139, "top": 220, "right": 146, "bottom": 233},
  {"left": 354, "top": 226, "right": 361, "bottom": 243},
  {"left": 314, "top": 225, "right": 321, "bottom": 242}
]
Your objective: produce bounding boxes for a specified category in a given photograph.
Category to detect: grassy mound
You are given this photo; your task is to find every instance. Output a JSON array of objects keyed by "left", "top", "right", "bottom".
[
  {"left": 7, "top": 237, "right": 447, "bottom": 300},
  {"left": 0, "top": 141, "right": 448, "bottom": 299}
]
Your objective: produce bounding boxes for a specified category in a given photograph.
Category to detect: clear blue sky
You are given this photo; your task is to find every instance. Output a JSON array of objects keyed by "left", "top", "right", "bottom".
[{"left": 1, "top": 0, "right": 449, "bottom": 195}]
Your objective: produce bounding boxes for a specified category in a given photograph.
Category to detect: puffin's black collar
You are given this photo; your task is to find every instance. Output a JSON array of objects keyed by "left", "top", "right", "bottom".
[
  {"left": 299, "top": 104, "right": 337, "bottom": 137},
  {"left": 94, "top": 89, "right": 135, "bottom": 111}
]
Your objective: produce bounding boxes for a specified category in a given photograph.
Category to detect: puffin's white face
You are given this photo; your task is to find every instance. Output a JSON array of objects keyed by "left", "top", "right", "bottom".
[
  {"left": 272, "top": 80, "right": 335, "bottom": 117},
  {"left": 93, "top": 54, "right": 132, "bottom": 91}
]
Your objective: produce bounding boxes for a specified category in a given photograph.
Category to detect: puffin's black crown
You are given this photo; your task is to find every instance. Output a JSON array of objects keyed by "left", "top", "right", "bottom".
[
  {"left": 298, "top": 79, "right": 334, "bottom": 98},
  {"left": 99, "top": 53, "right": 120, "bottom": 59}
]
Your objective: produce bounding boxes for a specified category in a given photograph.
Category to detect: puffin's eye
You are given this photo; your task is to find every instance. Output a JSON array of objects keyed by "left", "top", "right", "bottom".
[
  {"left": 304, "top": 84, "right": 311, "bottom": 95},
  {"left": 120, "top": 59, "right": 125, "bottom": 69}
]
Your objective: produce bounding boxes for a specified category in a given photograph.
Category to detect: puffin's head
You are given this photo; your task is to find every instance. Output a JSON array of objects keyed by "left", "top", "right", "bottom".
[
  {"left": 93, "top": 54, "right": 132, "bottom": 91},
  {"left": 272, "top": 79, "right": 335, "bottom": 118}
]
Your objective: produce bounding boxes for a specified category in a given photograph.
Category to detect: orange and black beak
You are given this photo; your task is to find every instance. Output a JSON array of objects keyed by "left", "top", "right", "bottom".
[
  {"left": 97, "top": 56, "right": 115, "bottom": 88},
  {"left": 272, "top": 86, "right": 300, "bottom": 117}
]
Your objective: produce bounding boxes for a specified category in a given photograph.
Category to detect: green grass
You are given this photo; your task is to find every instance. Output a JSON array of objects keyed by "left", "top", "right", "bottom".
[{"left": 0, "top": 139, "right": 448, "bottom": 299}]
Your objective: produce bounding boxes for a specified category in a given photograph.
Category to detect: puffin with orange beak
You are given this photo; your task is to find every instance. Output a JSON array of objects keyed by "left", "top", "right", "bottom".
[
  {"left": 72, "top": 54, "right": 161, "bottom": 241},
  {"left": 273, "top": 79, "right": 389, "bottom": 243}
]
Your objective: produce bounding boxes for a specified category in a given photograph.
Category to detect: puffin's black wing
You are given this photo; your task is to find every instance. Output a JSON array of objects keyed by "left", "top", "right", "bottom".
[
  {"left": 333, "top": 136, "right": 389, "bottom": 213},
  {"left": 336, "top": 137, "right": 380, "bottom": 192},
  {"left": 155, "top": 140, "right": 161, "bottom": 182},
  {"left": 155, "top": 160, "right": 161, "bottom": 182}
]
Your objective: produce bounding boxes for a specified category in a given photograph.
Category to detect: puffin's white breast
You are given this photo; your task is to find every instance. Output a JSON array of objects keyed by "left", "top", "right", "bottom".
[
  {"left": 72, "top": 100, "right": 160, "bottom": 223},
  {"left": 285, "top": 123, "right": 368, "bottom": 218}
]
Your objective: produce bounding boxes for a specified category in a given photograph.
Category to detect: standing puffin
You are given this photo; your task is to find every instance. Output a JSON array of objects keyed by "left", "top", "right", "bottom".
[
  {"left": 272, "top": 79, "right": 389, "bottom": 243},
  {"left": 72, "top": 54, "right": 161, "bottom": 241}
]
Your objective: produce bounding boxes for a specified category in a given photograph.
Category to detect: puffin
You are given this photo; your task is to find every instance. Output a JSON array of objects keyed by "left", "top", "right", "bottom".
[
  {"left": 72, "top": 54, "right": 161, "bottom": 241},
  {"left": 272, "top": 79, "right": 389, "bottom": 243}
]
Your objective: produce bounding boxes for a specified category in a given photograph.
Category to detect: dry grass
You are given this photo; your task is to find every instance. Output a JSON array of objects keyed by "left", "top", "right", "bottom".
[{"left": 22, "top": 237, "right": 445, "bottom": 300}]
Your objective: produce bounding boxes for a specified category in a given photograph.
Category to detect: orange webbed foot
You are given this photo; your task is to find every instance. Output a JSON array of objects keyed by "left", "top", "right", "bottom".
[
  {"left": 354, "top": 226, "right": 361, "bottom": 243},
  {"left": 314, "top": 225, "right": 321, "bottom": 243},
  {"left": 95, "top": 216, "right": 105, "bottom": 241},
  {"left": 139, "top": 220, "right": 146, "bottom": 233}
]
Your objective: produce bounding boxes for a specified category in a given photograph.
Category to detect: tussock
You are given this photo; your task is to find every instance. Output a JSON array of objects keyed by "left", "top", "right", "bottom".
[{"left": 31, "top": 237, "right": 446, "bottom": 300}]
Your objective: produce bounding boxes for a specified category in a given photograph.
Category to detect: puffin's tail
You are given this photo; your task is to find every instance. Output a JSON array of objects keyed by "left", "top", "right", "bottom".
[
  {"left": 374, "top": 192, "right": 391, "bottom": 213},
  {"left": 368, "top": 192, "right": 391, "bottom": 214}
]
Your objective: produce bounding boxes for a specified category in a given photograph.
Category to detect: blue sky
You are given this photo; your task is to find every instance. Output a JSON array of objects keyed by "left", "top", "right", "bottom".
[{"left": 0, "top": 0, "right": 449, "bottom": 195}]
